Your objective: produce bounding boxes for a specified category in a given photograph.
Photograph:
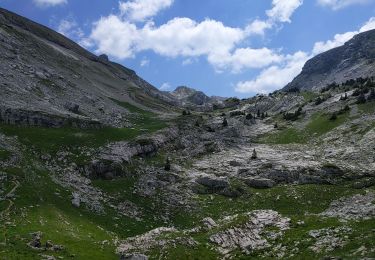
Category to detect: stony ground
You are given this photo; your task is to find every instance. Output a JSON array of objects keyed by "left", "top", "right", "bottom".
[{"left": 1, "top": 85, "right": 375, "bottom": 259}]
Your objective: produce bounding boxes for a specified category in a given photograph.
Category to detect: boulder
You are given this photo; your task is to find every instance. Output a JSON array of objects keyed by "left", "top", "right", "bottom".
[
  {"left": 98, "top": 54, "right": 109, "bottom": 62},
  {"left": 244, "top": 178, "right": 275, "bottom": 189},
  {"left": 71, "top": 192, "right": 81, "bottom": 208},
  {"left": 202, "top": 217, "right": 217, "bottom": 229},
  {"left": 64, "top": 102, "right": 80, "bottom": 114},
  {"left": 196, "top": 176, "right": 229, "bottom": 190},
  {"left": 120, "top": 254, "right": 148, "bottom": 260},
  {"left": 28, "top": 231, "right": 42, "bottom": 249}
]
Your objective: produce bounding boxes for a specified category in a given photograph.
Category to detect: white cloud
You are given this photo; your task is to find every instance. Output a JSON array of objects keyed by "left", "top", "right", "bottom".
[
  {"left": 90, "top": 17, "right": 248, "bottom": 68},
  {"left": 140, "top": 58, "right": 150, "bottom": 67},
  {"left": 245, "top": 0, "right": 303, "bottom": 36},
  {"left": 119, "top": 0, "right": 173, "bottom": 22},
  {"left": 235, "top": 16, "right": 375, "bottom": 94},
  {"left": 235, "top": 51, "right": 309, "bottom": 94},
  {"left": 182, "top": 58, "right": 194, "bottom": 65},
  {"left": 313, "top": 16, "right": 375, "bottom": 55},
  {"left": 33, "top": 0, "right": 67, "bottom": 7},
  {"left": 90, "top": 15, "right": 139, "bottom": 59},
  {"left": 245, "top": 19, "right": 273, "bottom": 36},
  {"left": 267, "top": 0, "right": 304, "bottom": 23},
  {"left": 317, "top": 0, "right": 371, "bottom": 10},
  {"left": 359, "top": 17, "right": 375, "bottom": 32},
  {"left": 57, "top": 18, "right": 84, "bottom": 39},
  {"left": 159, "top": 82, "right": 172, "bottom": 91},
  {"left": 209, "top": 47, "right": 283, "bottom": 73}
]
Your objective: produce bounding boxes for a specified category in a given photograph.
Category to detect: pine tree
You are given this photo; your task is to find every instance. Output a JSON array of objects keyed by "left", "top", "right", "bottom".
[
  {"left": 251, "top": 149, "right": 257, "bottom": 160},
  {"left": 329, "top": 113, "right": 337, "bottom": 121},
  {"left": 222, "top": 118, "right": 228, "bottom": 127},
  {"left": 164, "top": 157, "right": 171, "bottom": 171},
  {"left": 246, "top": 113, "right": 253, "bottom": 120},
  {"left": 356, "top": 93, "right": 366, "bottom": 104},
  {"left": 368, "top": 88, "right": 375, "bottom": 101}
]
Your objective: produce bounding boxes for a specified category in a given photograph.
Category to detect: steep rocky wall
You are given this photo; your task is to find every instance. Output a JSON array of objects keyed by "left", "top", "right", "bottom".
[{"left": 0, "top": 106, "right": 101, "bottom": 129}]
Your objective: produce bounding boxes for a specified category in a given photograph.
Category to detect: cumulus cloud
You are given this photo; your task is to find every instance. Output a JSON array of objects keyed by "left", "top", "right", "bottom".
[
  {"left": 90, "top": 17, "right": 251, "bottom": 68},
  {"left": 140, "top": 58, "right": 150, "bottom": 67},
  {"left": 89, "top": 0, "right": 304, "bottom": 72},
  {"left": 317, "top": 0, "right": 371, "bottom": 10},
  {"left": 33, "top": 0, "right": 67, "bottom": 7},
  {"left": 267, "top": 0, "right": 304, "bottom": 23},
  {"left": 159, "top": 82, "right": 172, "bottom": 91},
  {"left": 235, "top": 51, "right": 309, "bottom": 94},
  {"left": 245, "top": 0, "right": 303, "bottom": 36},
  {"left": 58, "top": 18, "right": 84, "bottom": 39},
  {"left": 119, "top": 0, "right": 173, "bottom": 22},
  {"left": 235, "top": 16, "right": 375, "bottom": 95},
  {"left": 209, "top": 47, "right": 283, "bottom": 73},
  {"left": 313, "top": 17, "right": 375, "bottom": 55}
]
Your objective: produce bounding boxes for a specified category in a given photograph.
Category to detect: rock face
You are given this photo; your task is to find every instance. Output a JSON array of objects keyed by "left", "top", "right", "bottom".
[
  {"left": 209, "top": 210, "right": 290, "bottom": 255},
  {"left": 170, "top": 86, "right": 225, "bottom": 111},
  {"left": 196, "top": 176, "right": 229, "bottom": 190},
  {"left": 320, "top": 192, "right": 375, "bottom": 220},
  {"left": 284, "top": 29, "right": 375, "bottom": 91},
  {"left": 0, "top": 8, "right": 177, "bottom": 128},
  {"left": 244, "top": 177, "right": 275, "bottom": 189}
]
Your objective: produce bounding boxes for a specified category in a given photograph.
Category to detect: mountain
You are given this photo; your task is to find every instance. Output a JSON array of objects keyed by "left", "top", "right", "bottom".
[
  {"left": 284, "top": 29, "right": 375, "bottom": 91},
  {"left": 1, "top": 7, "right": 375, "bottom": 260},
  {"left": 0, "top": 8, "right": 177, "bottom": 128},
  {"left": 170, "top": 86, "right": 226, "bottom": 110}
]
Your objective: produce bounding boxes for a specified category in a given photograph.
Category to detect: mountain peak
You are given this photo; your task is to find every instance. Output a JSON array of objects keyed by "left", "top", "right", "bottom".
[{"left": 284, "top": 29, "right": 375, "bottom": 91}]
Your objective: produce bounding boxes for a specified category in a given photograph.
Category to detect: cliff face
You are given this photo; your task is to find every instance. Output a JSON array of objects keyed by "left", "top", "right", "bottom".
[
  {"left": 284, "top": 29, "right": 375, "bottom": 91},
  {"left": 0, "top": 8, "right": 177, "bottom": 128}
]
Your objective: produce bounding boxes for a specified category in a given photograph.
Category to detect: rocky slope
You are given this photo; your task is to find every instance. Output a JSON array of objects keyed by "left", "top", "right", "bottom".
[
  {"left": 170, "top": 86, "right": 225, "bottom": 111},
  {"left": 0, "top": 7, "right": 375, "bottom": 260},
  {"left": 0, "top": 8, "right": 177, "bottom": 128},
  {"left": 285, "top": 29, "right": 375, "bottom": 91}
]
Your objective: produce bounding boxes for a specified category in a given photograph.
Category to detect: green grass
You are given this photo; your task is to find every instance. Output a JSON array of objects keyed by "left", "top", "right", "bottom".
[
  {"left": 144, "top": 183, "right": 374, "bottom": 259},
  {"left": 260, "top": 111, "right": 350, "bottom": 144},
  {"left": 0, "top": 148, "right": 11, "bottom": 160},
  {"left": 301, "top": 91, "right": 320, "bottom": 102},
  {"left": 259, "top": 128, "right": 306, "bottom": 144},
  {"left": 0, "top": 103, "right": 167, "bottom": 155},
  {"left": 304, "top": 111, "right": 349, "bottom": 136},
  {"left": 358, "top": 100, "right": 375, "bottom": 114},
  {"left": 0, "top": 124, "right": 142, "bottom": 154}
]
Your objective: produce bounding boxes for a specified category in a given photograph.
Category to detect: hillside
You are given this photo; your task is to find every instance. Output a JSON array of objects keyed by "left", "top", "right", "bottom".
[
  {"left": 0, "top": 7, "right": 375, "bottom": 260},
  {"left": 285, "top": 29, "right": 375, "bottom": 91},
  {"left": 170, "top": 86, "right": 226, "bottom": 110},
  {"left": 0, "top": 8, "right": 177, "bottom": 129}
]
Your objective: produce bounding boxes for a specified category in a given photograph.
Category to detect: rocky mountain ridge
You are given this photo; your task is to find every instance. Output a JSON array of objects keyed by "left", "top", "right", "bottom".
[
  {"left": 169, "top": 86, "right": 226, "bottom": 110},
  {"left": 285, "top": 29, "right": 375, "bottom": 91},
  {"left": 0, "top": 6, "right": 375, "bottom": 260},
  {"left": 0, "top": 8, "right": 178, "bottom": 128}
]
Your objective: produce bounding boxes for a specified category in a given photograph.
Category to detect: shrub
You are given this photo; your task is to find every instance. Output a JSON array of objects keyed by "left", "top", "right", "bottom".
[{"left": 356, "top": 93, "right": 367, "bottom": 104}]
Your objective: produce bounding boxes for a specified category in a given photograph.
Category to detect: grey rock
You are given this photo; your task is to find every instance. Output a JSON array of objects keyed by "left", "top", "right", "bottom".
[
  {"left": 120, "top": 254, "right": 148, "bottom": 260},
  {"left": 71, "top": 192, "right": 81, "bottom": 208},
  {"left": 64, "top": 102, "right": 80, "bottom": 113},
  {"left": 244, "top": 177, "right": 275, "bottom": 189},
  {"left": 285, "top": 29, "right": 375, "bottom": 91},
  {"left": 196, "top": 176, "right": 229, "bottom": 190},
  {"left": 202, "top": 217, "right": 217, "bottom": 229}
]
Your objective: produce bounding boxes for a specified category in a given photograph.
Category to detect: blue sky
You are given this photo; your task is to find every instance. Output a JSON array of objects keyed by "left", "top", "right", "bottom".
[{"left": 1, "top": 0, "right": 375, "bottom": 97}]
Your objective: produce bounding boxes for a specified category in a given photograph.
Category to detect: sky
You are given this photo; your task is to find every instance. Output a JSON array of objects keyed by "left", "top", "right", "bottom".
[{"left": 1, "top": 0, "right": 375, "bottom": 98}]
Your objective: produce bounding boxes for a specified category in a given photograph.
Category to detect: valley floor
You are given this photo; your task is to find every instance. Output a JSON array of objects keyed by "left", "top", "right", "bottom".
[{"left": 1, "top": 97, "right": 375, "bottom": 260}]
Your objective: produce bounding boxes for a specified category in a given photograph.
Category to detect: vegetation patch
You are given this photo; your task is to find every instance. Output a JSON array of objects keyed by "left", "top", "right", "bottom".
[{"left": 0, "top": 148, "right": 11, "bottom": 160}]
